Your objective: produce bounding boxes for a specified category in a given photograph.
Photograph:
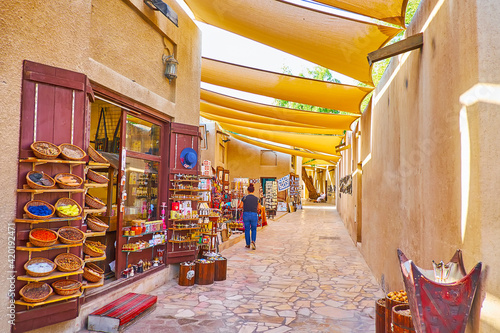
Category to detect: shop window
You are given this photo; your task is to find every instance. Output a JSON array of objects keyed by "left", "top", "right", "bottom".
[
  {"left": 125, "top": 158, "right": 159, "bottom": 220},
  {"left": 261, "top": 150, "right": 277, "bottom": 166},
  {"left": 90, "top": 100, "right": 122, "bottom": 153},
  {"left": 126, "top": 115, "right": 161, "bottom": 155}
]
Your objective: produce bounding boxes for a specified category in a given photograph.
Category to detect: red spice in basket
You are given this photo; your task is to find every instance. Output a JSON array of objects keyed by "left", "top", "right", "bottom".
[{"left": 32, "top": 229, "right": 56, "bottom": 241}]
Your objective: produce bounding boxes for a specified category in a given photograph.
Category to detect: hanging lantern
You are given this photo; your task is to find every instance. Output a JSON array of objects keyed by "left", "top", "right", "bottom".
[{"left": 163, "top": 54, "right": 178, "bottom": 83}]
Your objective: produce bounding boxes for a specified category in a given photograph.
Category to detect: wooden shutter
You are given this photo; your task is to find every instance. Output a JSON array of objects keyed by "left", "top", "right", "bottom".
[
  {"left": 14, "top": 61, "right": 92, "bottom": 332},
  {"left": 166, "top": 123, "right": 200, "bottom": 264}
]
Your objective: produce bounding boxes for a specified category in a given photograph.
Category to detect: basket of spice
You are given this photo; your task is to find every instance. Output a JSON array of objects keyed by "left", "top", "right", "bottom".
[
  {"left": 88, "top": 145, "right": 110, "bottom": 164},
  {"left": 29, "top": 228, "right": 58, "bottom": 247},
  {"left": 54, "top": 173, "right": 83, "bottom": 189},
  {"left": 26, "top": 171, "right": 55, "bottom": 189},
  {"left": 20, "top": 282, "right": 53, "bottom": 303},
  {"left": 83, "top": 241, "right": 105, "bottom": 257},
  {"left": 87, "top": 169, "right": 109, "bottom": 184},
  {"left": 83, "top": 263, "right": 104, "bottom": 283},
  {"left": 52, "top": 279, "right": 82, "bottom": 296},
  {"left": 57, "top": 226, "right": 85, "bottom": 245},
  {"left": 24, "top": 200, "right": 55, "bottom": 220},
  {"left": 31, "top": 141, "right": 61, "bottom": 160},
  {"left": 85, "top": 193, "right": 106, "bottom": 209},
  {"left": 86, "top": 215, "right": 109, "bottom": 232},
  {"left": 54, "top": 253, "right": 83, "bottom": 272},
  {"left": 55, "top": 198, "right": 82, "bottom": 218},
  {"left": 59, "top": 143, "right": 86, "bottom": 161},
  {"left": 86, "top": 240, "right": 106, "bottom": 252},
  {"left": 24, "top": 258, "right": 56, "bottom": 277}
]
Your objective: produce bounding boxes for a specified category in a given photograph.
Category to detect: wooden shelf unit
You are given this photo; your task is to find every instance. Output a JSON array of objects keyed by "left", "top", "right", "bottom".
[
  {"left": 84, "top": 254, "right": 106, "bottom": 263},
  {"left": 16, "top": 242, "right": 83, "bottom": 252},
  {"left": 17, "top": 269, "right": 84, "bottom": 282},
  {"left": 15, "top": 291, "right": 83, "bottom": 308},
  {"left": 14, "top": 216, "right": 82, "bottom": 224}
]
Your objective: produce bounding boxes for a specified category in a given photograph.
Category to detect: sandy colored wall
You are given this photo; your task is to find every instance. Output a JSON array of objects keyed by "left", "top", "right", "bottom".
[
  {"left": 336, "top": 0, "right": 500, "bottom": 331},
  {"left": 227, "top": 139, "right": 292, "bottom": 182},
  {"left": 199, "top": 122, "right": 216, "bottom": 169},
  {"left": 199, "top": 122, "right": 229, "bottom": 173},
  {"left": 0, "top": 1, "right": 200, "bottom": 332}
]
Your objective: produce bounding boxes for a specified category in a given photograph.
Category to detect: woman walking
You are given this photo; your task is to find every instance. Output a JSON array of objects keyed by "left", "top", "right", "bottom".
[{"left": 239, "top": 184, "right": 260, "bottom": 250}]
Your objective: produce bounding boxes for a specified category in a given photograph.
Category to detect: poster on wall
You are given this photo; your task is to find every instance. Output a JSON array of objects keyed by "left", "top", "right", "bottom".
[
  {"left": 277, "top": 202, "right": 287, "bottom": 212},
  {"left": 265, "top": 181, "right": 278, "bottom": 211},
  {"left": 277, "top": 175, "right": 290, "bottom": 192}
]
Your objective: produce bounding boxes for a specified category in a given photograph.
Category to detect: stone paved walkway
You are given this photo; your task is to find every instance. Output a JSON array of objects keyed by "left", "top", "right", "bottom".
[{"left": 126, "top": 204, "right": 384, "bottom": 332}]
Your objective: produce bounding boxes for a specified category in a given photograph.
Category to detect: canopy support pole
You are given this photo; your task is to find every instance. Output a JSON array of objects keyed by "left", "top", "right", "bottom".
[{"left": 367, "top": 33, "right": 423, "bottom": 66}]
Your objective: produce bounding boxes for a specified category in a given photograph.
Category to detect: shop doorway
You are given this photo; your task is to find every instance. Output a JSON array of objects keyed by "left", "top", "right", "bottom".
[
  {"left": 89, "top": 99, "right": 122, "bottom": 282},
  {"left": 89, "top": 98, "right": 168, "bottom": 283}
]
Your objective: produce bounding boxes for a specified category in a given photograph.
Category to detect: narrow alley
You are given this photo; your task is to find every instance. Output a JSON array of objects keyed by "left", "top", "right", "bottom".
[{"left": 124, "top": 204, "right": 384, "bottom": 332}]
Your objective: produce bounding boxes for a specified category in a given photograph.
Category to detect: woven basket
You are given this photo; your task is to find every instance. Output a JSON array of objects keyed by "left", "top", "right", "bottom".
[
  {"left": 24, "top": 258, "right": 56, "bottom": 277},
  {"left": 54, "top": 253, "right": 83, "bottom": 272},
  {"left": 52, "top": 279, "right": 81, "bottom": 296},
  {"left": 83, "top": 242, "right": 105, "bottom": 257},
  {"left": 54, "top": 173, "right": 83, "bottom": 189},
  {"left": 57, "top": 226, "right": 85, "bottom": 244},
  {"left": 59, "top": 143, "right": 86, "bottom": 161},
  {"left": 29, "top": 228, "right": 58, "bottom": 247},
  {"left": 55, "top": 198, "right": 82, "bottom": 218},
  {"left": 87, "top": 169, "right": 109, "bottom": 184},
  {"left": 85, "top": 194, "right": 106, "bottom": 209},
  {"left": 24, "top": 200, "right": 55, "bottom": 220},
  {"left": 83, "top": 263, "right": 104, "bottom": 283},
  {"left": 86, "top": 215, "right": 109, "bottom": 232},
  {"left": 86, "top": 240, "right": 106, "bottom": 252},
  {"left": 30, "top": 141, "right": 60, "bottom": 160},
  {"left": 88, "top": 145, "right": 109, "bottom": 163},
  {"left": 26, "top": 171, "right": 55, "bottom": 190},
  {"left": 20, "top": 282, "right": 53, "bottom": 303}
]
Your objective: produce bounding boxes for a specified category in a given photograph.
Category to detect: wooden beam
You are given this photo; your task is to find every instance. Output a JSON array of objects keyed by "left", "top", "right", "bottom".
[
  {"left": 367, "top": 33, "right": 423, "bottom": 66},
  {"left": 335, "top": 144, "right": 351, "bottom": 153}
]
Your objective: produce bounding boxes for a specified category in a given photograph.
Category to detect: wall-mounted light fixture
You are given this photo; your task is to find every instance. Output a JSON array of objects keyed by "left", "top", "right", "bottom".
[
  {"left": 144, "top": 0, "right": 178, "bottom": 26},
  {"left": 163, "top": 52, "right": 178, "bottom": 83}
]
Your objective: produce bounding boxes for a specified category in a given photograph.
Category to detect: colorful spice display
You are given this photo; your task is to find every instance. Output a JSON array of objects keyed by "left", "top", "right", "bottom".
[
  {"left": 28, "top": 205, "right": 53, "bottom": 216},
  {"left": 28, "top": 172, "right": 53, "bottom": 186},
  {"left": 57, "top": 204, "right": 79, "bottom": 216},
  {"left": 58, "top": 229, "right": 83, "bottom": 241},
  {"left": 31, "top": 229, "right": 56, "bottom": 241}
]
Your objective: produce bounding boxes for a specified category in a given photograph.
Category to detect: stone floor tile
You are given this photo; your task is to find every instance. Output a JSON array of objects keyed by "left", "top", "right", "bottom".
[{"left": 95, "top": 205, "right": 385, "bottom": 333}]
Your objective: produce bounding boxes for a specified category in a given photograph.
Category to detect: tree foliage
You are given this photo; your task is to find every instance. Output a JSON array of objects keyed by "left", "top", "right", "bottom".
[
  {"left": 274, "top": 66, "right": 342, "bottom": 114},
  {"left": 275, "top": 0, "right": 422, "bottom": 114}
]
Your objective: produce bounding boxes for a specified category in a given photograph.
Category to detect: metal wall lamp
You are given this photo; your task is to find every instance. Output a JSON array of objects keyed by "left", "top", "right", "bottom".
[{"left": 163, "top": 53, "right": 178, "bottom": 83}]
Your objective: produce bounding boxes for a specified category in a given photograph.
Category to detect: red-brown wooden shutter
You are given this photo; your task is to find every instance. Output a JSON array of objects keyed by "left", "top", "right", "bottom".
[
  {"left": 166, "top": 123, "right": 200, "bottom": 264},
  {"left": 14, "top": 61, "right": 91, "bottom": 332}
]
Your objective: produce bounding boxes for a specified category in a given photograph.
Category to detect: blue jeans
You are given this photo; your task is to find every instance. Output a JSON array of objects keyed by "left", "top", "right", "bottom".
[{"left": 243, "top": 211, "right": 258, "bottom": 245}]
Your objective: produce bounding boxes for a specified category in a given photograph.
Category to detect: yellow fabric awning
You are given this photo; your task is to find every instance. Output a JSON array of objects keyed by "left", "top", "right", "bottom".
[
  {"left": 219, "top": 122, "right": 342, "bottom": 156},
  {"left": 313, "top": 0, "right": 409, "bottom": 26},
  {"left": 200, "top": 100, "right": 319, "bottom": 128},
  {"left": 201, "top": 112, "right": 345, "bottom": 135},
  {"left": 302, "top": 159, "right": 337, "bottom": 166},
  {"left": 202, "top": 58, "right": 372, "bottom": 113},
  {"left": 229, "top": 133, "right": 340, "bottom": 163},
  {"left": 184, "top": 0, "right": 402, "bottom": 85},
  {"left": 201, "top": 89, "right": 359, "bottom": 129}
]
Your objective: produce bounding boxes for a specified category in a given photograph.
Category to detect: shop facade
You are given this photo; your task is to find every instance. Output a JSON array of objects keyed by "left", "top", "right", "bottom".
[{"left": 1, "top": 1, "right": 201, "bottom": 332}]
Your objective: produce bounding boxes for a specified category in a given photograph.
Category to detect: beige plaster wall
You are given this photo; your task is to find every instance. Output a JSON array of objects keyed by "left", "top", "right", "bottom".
[
  {"left": 199, "top": 122, "right": 217, "bottom": 169},
  {"left": 0, "top": 1, "right": 200, "bottom": 332},
  {"left": 227, "top": 140, "right": 292, "bottom": 182},
  {"left": 336, "top": 0, "right": 500, "bottom": 331}
]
